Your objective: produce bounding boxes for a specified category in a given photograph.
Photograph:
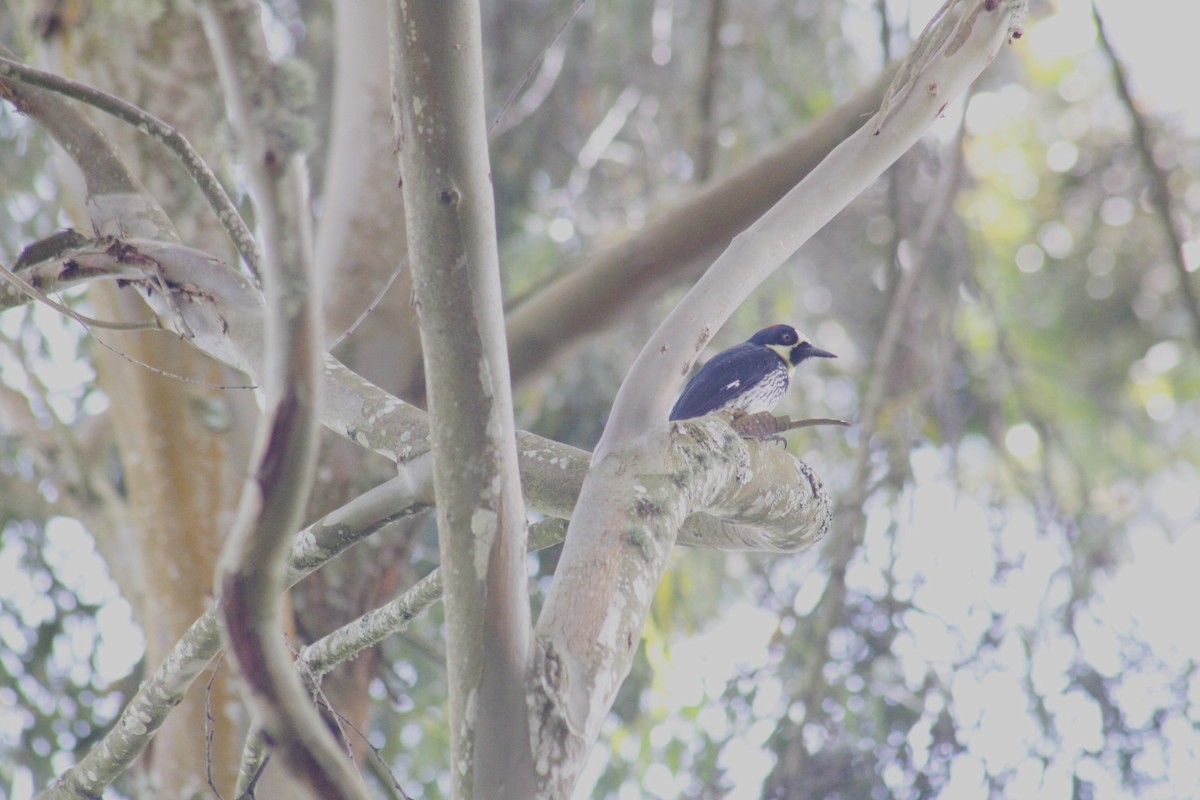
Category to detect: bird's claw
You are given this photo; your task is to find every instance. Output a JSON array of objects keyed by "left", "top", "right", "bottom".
[
  {"left": 729, "top": 410, "right": 850, "bottom": 442},
  {"left": 728, "top": 410, "right": 784, "bottom": 441}
]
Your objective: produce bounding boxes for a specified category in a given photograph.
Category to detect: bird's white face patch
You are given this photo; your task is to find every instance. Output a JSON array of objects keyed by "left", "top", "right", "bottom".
[{"left": 765, "top": 343, "right": 794, "bottom": 364}]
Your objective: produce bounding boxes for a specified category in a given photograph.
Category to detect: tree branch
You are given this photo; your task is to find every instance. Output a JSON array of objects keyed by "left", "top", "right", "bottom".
[
  {"left": 0, "top": 52, "right": 262, "bottom": 282},
  {"left": 388, "top": 3, "right": 534, "bottom": 797},
  {"left": 1093, "top": 3, "right": 1200, "bottom": 343},
  {"left": 595, "top": 0, "right": 1025, "bottom": 459},
  {"left": 530, "top": 2, "right": 1026, "bottom": 794},
  {"left": 0, "top": 46, "right": 174, "bottom": 241},
  {"left": 37, "top": 470, "right": 434, "bottom": 800},
  {"left": 503, "top": 68, "right": 892, "bottom": 386},
  {"left": 195, "top": 1, "right": 365, "bottom": 797},
  {"left": 0, "top": 257, "right": 157, "bottom": 330},
  {"left": 530, "top": 416, "right": 830, "bottom": 796}
]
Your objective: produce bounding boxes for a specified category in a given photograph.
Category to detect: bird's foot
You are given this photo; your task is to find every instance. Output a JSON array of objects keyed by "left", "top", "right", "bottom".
[{"left": 729, "top": 411, "right": 851, "bottom": 443}]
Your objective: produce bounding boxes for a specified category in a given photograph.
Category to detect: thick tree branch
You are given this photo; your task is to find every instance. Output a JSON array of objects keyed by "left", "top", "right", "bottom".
[
  {"left": 0, "top": 52, "right": 261, "bottom": 282},
  {"left": 37, "top": 469, "right": 434, "bottom": 800},
  {"left": 0, "top": 47, "right": 174, "bottom": 241},
  {"left": 596, "top": 0, "right": 1025, "bottom": 459},
  {"left": 503, "top": 69, "right": 892, "bottom": 386},
  {"left": 196, "top": 1, "right": 365, "bottom": 797},
  {"left": 388, "top": 3, "right": 534, "bottom": 797},
  {"left": 235, "top": 517, "right": 568, "bottom": 788},
  {"left": 529, "top": 2, "right": 1026, "bottom": 794},
  {"left": 530, "top": 417, "right": 830, "bottom": 796}
]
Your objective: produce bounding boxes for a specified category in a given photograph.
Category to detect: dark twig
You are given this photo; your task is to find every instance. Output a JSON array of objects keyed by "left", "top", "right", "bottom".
[
  {"left": 0, "top": 54, "right": 263, "bottom": 284},
  {"left": 0, "top": 258, "right": 159, "bottom": 330},
  {"left": 328, "top": 257, "right": 407, "bottom": 350},
  {"left": 205, "top": 653, "right": 227, "bottom": 800},
  {"left": 295, "top": 648, "right": 360, "bottom": 775},
  {"left": 770, "top": 110, "right": 968, "bottom": 791},
  {"left": 1093, "top": 4, "right": 1200, "bottom": 343},
  {"left": 694, "top": 0, "right": 726, "bottom": 182},
  {"left": 307, "top": 690, "right": 412, "bottom": 800},
  {"left": 488, "top": 0, "right": 589, "bottom": 138}
]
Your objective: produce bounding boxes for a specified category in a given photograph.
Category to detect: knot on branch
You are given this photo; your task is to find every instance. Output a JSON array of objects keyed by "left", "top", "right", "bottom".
[{"left": 668, "top": 413, "right": 834, "bottom": 553}]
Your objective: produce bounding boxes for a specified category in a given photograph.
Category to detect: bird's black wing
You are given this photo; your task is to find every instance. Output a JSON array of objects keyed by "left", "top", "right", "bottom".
[{"left": 669, "top": 343, "right": 782, "bottom": 420}]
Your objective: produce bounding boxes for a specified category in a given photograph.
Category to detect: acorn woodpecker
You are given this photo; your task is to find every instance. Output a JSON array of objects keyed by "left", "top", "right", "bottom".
[{"left": 669, "top": 324, "right": 836, "bottom": 421}]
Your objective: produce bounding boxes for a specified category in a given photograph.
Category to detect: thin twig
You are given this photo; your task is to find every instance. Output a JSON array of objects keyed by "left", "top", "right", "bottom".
[
  {"left": 694, "top": 0, "right": 726, "bottom": 182},
  {"left": 89, "top": 333, "right": 257, "bottom": 390},
  {"left": 0, "top": 55, "right": 263, "bottom": 284},
  {"left": 3, "top": 254, "right": 259, "bottom": 389},
  {"left": 726, "top": 411, "right": 850, "bottom": 441},
  {"left": 328, "top": 257, "right": 407, "bottom": 351},
  {"left": 297, "top": 650, "right": 359, "bottom": 774},
  {"left": 205, "top": 653, "right": 227, "bottom": 800},
  {"left": 780, "top": 109, "right": 969, "bottom": 785},
  {"left": 487, "top": 0, "right": 589, "bottom": 139},
  {"left": 308, "top": 693, "right": 411, "bottom": 800},
  {"left": 1092, "top": 3, "right": 1200, "bottom": 343},
  {"left": 0, "top": 259, "right": 159, "bottom": 330}
]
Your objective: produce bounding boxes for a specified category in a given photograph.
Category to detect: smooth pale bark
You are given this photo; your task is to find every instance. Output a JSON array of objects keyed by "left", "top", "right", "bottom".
[
  {"left": 530, "top": 416, "right": 830, "bottom": 796},
  {"left": 303, "top": 0, "right": 423, "bottom": 771},
  {"left": 597, "top": 0, "right": 1025, "bottom": 459},
  {"left": 195, "top": 1, "right": 367, "bottom": 798},
  {"left": 535, "top": 2, "right": 1027, "bottom": 794},
  {"left": 388, "top": 3, "right": 534, "bottom": 798},
  {"left": 4, "top": 27, "right": 251, "bottom": 793},
  {"left": 36, "top": 467, "right": 433, "bottom": 800},
  {"left": 315, "top": 0, "right": 423, "bottom": 397},
  {"left": 503, "top": 69, "right": 893, "bottom": 388}
]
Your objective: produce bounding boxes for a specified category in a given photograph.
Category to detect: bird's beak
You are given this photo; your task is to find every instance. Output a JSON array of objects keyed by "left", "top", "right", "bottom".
[{"left": 805, "top": 345, "right": 837, "bottom": 360}]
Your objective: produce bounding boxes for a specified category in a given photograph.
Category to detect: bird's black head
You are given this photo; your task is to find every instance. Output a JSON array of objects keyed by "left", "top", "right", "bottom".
[{"left": 750, "top": 324, "right": 837, "bottom": 366}]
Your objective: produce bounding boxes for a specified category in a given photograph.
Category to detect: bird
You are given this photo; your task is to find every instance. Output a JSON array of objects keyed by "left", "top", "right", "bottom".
[{"left": 669, "top": 324, "right": 836, "bottom": 422}]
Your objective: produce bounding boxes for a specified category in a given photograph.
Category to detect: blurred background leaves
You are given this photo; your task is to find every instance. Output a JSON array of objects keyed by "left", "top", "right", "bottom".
[{"left": 2, "top": 0, "right": 1198, "bottom": 797}]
